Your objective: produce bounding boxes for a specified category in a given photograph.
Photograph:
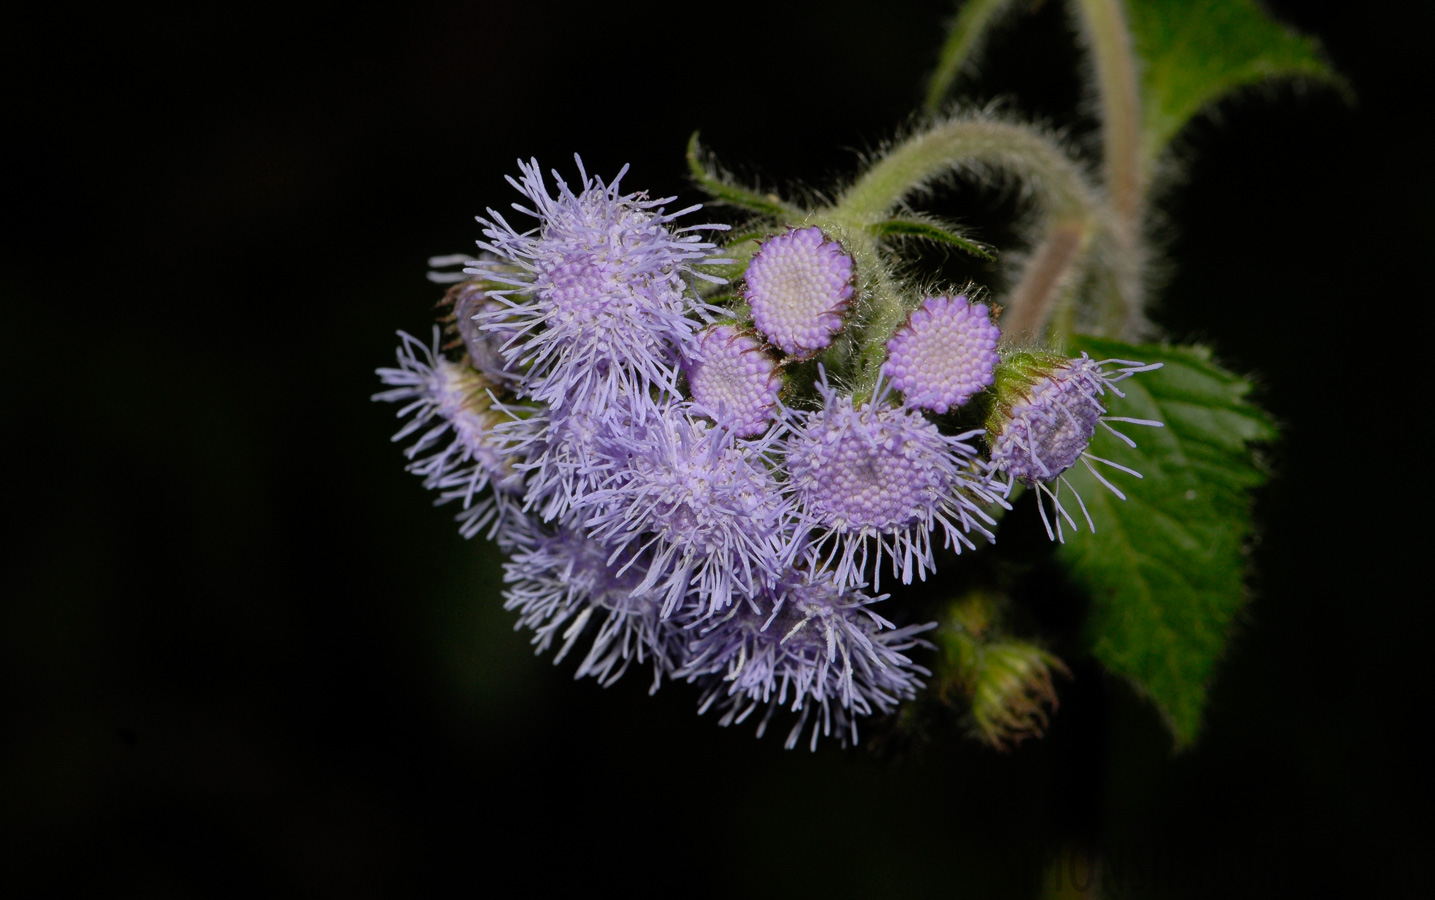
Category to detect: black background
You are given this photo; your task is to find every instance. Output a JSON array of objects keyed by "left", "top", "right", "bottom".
[{"left": 3, "top": 1, "right": 1428, "bottom": 896}]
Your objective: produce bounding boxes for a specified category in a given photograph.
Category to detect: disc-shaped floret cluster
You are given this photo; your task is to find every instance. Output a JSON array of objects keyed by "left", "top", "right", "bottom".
[
  {"left": 884, "top": 294, "right": 1000, "bottom": 413},
  {"left": 744, "top": 226, "right": 855, "bottom": 358},
  {"left": 789, "top": 398, "right": 951, "bottom": 531},
  {"left": 683, "top": 324, "right": 783, "bottom": 437}
]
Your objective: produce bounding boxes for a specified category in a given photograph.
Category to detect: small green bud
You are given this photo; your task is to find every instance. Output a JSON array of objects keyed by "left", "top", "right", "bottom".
[{"left": 938, "top": 592, "right": 1069, "bottom": 750}]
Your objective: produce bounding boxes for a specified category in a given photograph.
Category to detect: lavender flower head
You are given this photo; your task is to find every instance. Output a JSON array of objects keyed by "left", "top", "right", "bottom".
[
  {"left": 469, "top": 156, "right": 729, "bottom": 411},
  {"left": 493, "top": 385, "right": 677, "bottom": 526},
  {"left": 681, "top": 570, "right": 932, "bottom": 750},
  {"left": 784, "top": 372, "right": 1005, "bottom": 592},
  {"left": 988, "top": 353, "right": 1163, "bottom": 541},
  {"left": 883, "top": 294, "right": 1000, "bottom": 413},
  {"left": 501, "top": 522, "right": 680, "bottom": 691},
  {"left": 683, "top": 324, "right": 783, "bottom": 437},
  {"left": 744, "top": 226, "right": 855, "bottom": 358},
  {"left": 579, "top": 404, "right": 795, "bottom": 619}
]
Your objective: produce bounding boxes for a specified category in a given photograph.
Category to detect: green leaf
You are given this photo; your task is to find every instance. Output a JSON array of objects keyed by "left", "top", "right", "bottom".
[
  {"left": 1125, "top": 0, "right": 1347, "bottom": 169},
  {"left": 685, "top": 132, "right": 803, "bottom": 219},
  {"left": 1057, "top": 336, "right": 1276, "bottom": 747},
  {"left": 869, "top": 215, "right": 995, "bottom": 259}
]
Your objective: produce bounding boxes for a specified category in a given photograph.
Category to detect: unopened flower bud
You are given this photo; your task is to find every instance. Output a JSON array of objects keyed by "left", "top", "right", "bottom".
[
  {"left": 743, "top": 226, "right": 855, "bottom": 358},
  {"left": 883, "top": 294, "right": 1000, "bottom": 413},
  {"left": 938, "top": 592, "right": 1069, "bottom": 749},
  {"left": 683, "top": 324, "right": 783, "bottom": 437}
]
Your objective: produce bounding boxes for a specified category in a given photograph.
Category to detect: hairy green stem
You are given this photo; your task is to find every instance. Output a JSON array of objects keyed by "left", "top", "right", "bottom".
[
  {"left": 851, "top": 270, "right": 910, "bottom": 399},
  {"left": 832, "top": 118, "right": 1101, "bottom": 363},
  {"left": 808, "top": 214, "right": 903, "bottom": 399},
  {"left": 1073, "top": 0, "right": 1146, "bottom": 338},
  {"left": 837, "top": 118, "right": 1095, "bottom": 222},
  {"left": 1073, "top": 0, "right": 1142, "bottom": 225}
]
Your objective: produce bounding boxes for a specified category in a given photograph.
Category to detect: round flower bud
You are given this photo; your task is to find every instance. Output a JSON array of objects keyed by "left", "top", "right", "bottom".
[
  {"left": 938, "top": 592, "right": 1069, "bottom": 750},
  {"left": 683, "top": 324, "right": 783, "bottom": 437},
  {"left": 743, "top": 226, "right": 855, "bottom": 358},
  {"left": 883, "top": 294, "right": 1000, "bottom": 413}
]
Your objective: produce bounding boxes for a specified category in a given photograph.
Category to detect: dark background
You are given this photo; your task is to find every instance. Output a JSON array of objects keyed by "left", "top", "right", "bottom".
[{"left": 3, "top": 1, "right": 1428, "bottom": 896}]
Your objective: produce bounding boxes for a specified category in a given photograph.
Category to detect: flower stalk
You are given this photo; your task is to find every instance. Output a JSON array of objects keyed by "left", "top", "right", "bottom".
[
  {"left": 830, "top": 117, "right": 1103, "bottom": 361},
  {"left": 1073, "top": 0, "right": 1147, "bottom": 339}
]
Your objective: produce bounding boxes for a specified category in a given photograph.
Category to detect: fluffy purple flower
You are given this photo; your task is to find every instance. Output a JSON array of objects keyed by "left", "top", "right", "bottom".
[
  {"left": 501, "top": 522, "right": 681, "bottom": 691},
  {"left": 784, "top": 373, "right": 1005, "bottom": 592},
  {"left": 579, "top": 405, "right": 796, "bottom": 619},
  {"left": 469, "top": 156, "right": 729, "bottom": 411},
  {"left": 744, "top": 227, "right": 855, "bottom": 358},
  {"left": 988, "top": 354, "right": 1163, "bottom": 541},
  {"left": 883, "top": 294, "right": 1000, "bottom": 413},
  {"left": 374, "top": 328, "right": 520, "bottom": 537},
  {"left": 488, "top": 390, "right": 664, "bottom": 525},
  {"left": 680, "top": 570, "right": 933, "bottom": 749},
  {"left": 683, "top": 324, "right": 783, "bottom": 437}
]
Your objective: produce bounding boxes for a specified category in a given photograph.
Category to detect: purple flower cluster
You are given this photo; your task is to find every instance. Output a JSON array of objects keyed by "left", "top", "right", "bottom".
[
  {"left": 468, "top": 157, "right": 727, "bottom": 412},
  {"left": 376, "top": 156, "right": 1162, "bottom": 746}
]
